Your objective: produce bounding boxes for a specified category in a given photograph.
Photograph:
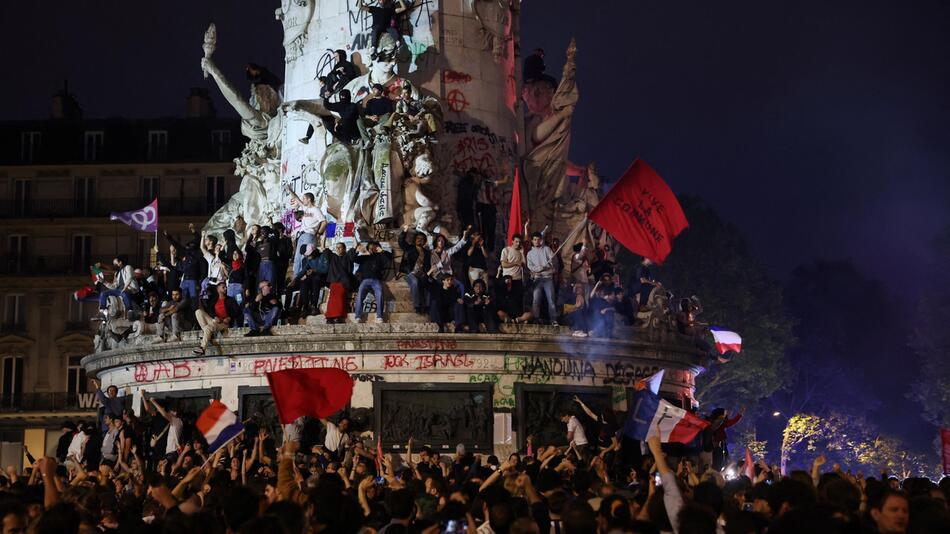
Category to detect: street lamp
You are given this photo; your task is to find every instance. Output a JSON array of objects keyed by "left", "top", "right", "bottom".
[{"left": 772, "top": 411, "right": 782, "bottom": 418}]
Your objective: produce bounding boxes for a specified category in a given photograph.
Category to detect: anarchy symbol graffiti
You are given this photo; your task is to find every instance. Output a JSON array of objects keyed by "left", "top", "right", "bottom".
[{"left": 446, "top": 89, "right": 470, "bottom": 113}]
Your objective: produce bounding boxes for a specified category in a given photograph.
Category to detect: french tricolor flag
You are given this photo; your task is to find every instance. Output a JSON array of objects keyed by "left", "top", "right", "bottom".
[
  {"left": 196, "top": 400, "right": 245, "bottom": 453},
  {"left": 710, "top": 327, "right": 742, "bottom": 355},
  {"left": 623, "top": 390, "right": 709, "bottom": 444}
]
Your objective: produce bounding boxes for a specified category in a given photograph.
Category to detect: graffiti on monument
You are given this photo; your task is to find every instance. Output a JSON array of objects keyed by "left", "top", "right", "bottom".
[{"left": 374, "top": 384, "right": 493, "bottom": 450}]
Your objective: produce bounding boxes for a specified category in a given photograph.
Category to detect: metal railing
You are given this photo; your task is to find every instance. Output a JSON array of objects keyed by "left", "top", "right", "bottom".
[
  {"left": 0, "top": 391, "right": 100, "bottom": 413},
  {"left": 0, "top": 255, "right": 86, "bottom": 276},
  {"left": 0, "top": 197, "right": 215, "bottom": 219}
]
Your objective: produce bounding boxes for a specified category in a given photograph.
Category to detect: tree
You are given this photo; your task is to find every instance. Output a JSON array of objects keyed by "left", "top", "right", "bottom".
[
  {"left": 619, "top": 195, "right": 794, "bottom": 410},
  {"left": 909, "top": 226, "right": 950, "bottom": 428}
]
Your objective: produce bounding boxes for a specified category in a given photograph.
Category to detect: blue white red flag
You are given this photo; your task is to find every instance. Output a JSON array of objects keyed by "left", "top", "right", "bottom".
[
  {"left": 623, "top": 389, "right": 709, "bottom": 444},
  {"left": 110, "top": 198, "right": 158, "bottom": 232},
  {"left": 325, "top": 222, "right": 338, "bottom": 238},
  {"left": 196, "top": 400, "right": 244, "bottom": 453},
  {"left": 710, "top": 327, "right": 742, "bottom": 355}
]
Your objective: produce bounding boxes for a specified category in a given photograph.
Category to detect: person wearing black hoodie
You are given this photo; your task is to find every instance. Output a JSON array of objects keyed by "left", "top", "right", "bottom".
[
  {"left": 319, "top": 50, "right": 358, "bottom": 98},
  {"left": 353, "top": 241, "right": 393, "bottom": 323},
  {"left": 163, "top": 228, "right": 205, "bottom": 300},
  {"left": 323, "top": 243, "right": 357, "bottom": 323}
]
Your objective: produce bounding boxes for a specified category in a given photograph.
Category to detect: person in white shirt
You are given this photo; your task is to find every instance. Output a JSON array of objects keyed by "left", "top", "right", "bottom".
[
  {"left": 143, "top": 390, "right": 184, "bottom": 459},
  {"left": 285, "top": 185, "right": 327, "bottom": 277},
  {"left": 198, "top": 227, "right": 228, "bottom": 293},
  {"left": 560, "top": 413, "right": 589, "bottom": 462},
  {"left": 320, "top": 416, "right": 351, "bottom": 459},
  {"left": 66, "top": 424, "right": 90, "bottom": 465},
  {"left": 526, "top": 231, "right": 558, "bottom": 326},
  {"left": 499, "top": 234, "right": 526, "bottom": 310}
]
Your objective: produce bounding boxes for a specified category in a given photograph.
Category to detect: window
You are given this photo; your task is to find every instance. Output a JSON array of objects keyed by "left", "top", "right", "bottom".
[
  {"left": 72, "top": 235, "right": 92, "bottom": 273},
  {"left": 206, "top": 175, "right": 225, "bottom": 212},
  {"left": 13, "top": 179, "right": 31, "bottom": 217},
  {"left": 20, "top": 131, "right": 41, "bottom": 163},
  {"left": 148, "top": 130, "right": 168, "bottom": 161},
  {"left": 83, "top": 131, "right": 104, "bottom": 162},
  {"left": 142, "top": 176, "right": 160, "bottom": 205},
  {"left": 0, "top": 357, "right": 23, "bottom": 406},
  {"left": 136, "top": 238, "right": 154, "bottom": 268},
  {"left": 74, "top": 177, "right": 96, "bottom": 216},
  {"left": 3, "top": 295, "right": 26, "bottom": 329},
  {"left": 211, "top": 129, "right": 232, "bottom": 160},
  {"left": 67, "top": 355, "right": 87, "bottom": 395},
  {"left": 6, "top": 235, "right": 28, "bottom": 274}
]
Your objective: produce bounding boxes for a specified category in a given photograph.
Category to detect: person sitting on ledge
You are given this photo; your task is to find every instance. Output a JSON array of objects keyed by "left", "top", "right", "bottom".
[
  {"left": 244, "top": 280, "right": 281, "bottom": 337},
  {"left": 465, "top": 279, "right": 497, "bottom": 333},
  {"left": 98, "top": 255, "right": 138, "bottom": 319},
  {"left": 322, "top": 89, "right": 361, "bottom": 145},
  {"left": 193, "top": 281, "right": 242, "bottom": 355},
  {"left": 154, "top": 288, "right": 193, "bottom": 343},
  {"left": 427, "top": 272, "right": 464, "bottom": 333},
  {"left": 288, "top": 244, "right": 327, "bottom": 317},
  {"left": 495, "top": 275, "right": 533, "bottom": 325}
]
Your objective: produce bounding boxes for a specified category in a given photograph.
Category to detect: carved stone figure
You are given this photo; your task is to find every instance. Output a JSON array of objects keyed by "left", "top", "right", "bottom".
[
  {"left": 93, "top": 297, "right": 132, "bottom": 352},
  {"left": 522, "top": 39, "right": 579, "bottom": 233},
  {"left": 200, "top": 47, "right": 286, "bottom": 239},
  {"left": 473, "top": 0, "right": 517, "bottom": 63}
]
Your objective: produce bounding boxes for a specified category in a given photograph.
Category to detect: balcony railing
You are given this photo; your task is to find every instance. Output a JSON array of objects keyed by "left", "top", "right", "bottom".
[
  {"left": 0, "top": 197, "right": 217, "bottom": 219},
  {"left": 0, "top": 391, "right": 101, "bottom": 413},
  {"left": 0, "top": 255, "right": 87, "bottom": 276}
]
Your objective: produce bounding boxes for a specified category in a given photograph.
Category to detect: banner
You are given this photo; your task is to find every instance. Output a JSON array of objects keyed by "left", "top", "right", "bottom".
[
  {"left": 110, "top": 198, "right": 158, "bottom": 232},
  {"left": 588, "top": 159, "right": 687, "bottom": 264}
]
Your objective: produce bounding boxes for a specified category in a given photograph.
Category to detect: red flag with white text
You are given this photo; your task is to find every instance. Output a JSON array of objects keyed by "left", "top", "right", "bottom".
[{"left": 588, "top": 159, "right": 688, "bottom": 264}]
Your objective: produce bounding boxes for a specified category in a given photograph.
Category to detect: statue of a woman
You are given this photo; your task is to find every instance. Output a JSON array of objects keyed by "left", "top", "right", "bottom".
[{"left": 200, "top": 54, "right": 286, "bottom": 240}]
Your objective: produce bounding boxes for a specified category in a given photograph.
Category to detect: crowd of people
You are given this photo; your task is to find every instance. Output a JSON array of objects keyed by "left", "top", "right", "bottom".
[
  {"left": 91, "top": 196, "right": 711, "bottom": 353},
  {"left": 2, "top": 386, "right": 947, "bottom": 534}
]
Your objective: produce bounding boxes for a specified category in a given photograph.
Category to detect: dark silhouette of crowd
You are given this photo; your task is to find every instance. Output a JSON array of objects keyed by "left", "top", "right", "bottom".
[{"left": 2, "top": 393, "right": 947, "bottom": 534}]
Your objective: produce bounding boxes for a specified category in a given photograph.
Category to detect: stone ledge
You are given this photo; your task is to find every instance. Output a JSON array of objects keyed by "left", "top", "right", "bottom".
[{"left": 83, "top": 323, "right": 708, "bottom": 375}]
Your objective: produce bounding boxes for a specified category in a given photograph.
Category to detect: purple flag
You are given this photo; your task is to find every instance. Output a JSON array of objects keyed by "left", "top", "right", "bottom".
[{"left": 110, "top": 199, "right": 158, "bottom": 232}]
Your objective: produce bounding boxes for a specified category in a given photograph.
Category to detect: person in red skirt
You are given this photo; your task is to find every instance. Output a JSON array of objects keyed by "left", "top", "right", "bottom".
[{"left": 322, "top": 242, "right": 356, "bottom": 323}]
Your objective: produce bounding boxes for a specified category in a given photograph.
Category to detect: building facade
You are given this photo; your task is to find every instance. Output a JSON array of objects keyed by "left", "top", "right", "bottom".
[{"left": 0, "top": 88, "right": 242, "bottom": 467}]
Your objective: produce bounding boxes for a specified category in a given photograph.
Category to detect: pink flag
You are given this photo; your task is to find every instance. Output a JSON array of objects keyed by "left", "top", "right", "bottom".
[{"left": 110, "top": 198, "right": 158, "bottom": 232}]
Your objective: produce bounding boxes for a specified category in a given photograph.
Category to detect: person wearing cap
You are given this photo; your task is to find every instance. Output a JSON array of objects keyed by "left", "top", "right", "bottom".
[{"left": 353, "top": 241, "right": 392, "bottom": 323}]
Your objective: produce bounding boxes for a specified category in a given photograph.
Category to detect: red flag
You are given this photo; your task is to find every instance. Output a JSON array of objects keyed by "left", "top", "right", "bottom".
[
  {"left": 507, "top": 167, "right": 523, "bottom": 246},
  {"left": 265, "top": 368, "right": 354, "bottom": 424},
  {"left": 744, "top": 448, "right": 755, "bottom": 480},
  {"left": 942, "top": 428, "right": 950, "bottom": 475},
  {"left": 588, "top": 159, "right": 688, "bottom": 264},
  {"left": 375, "top": 437, "right": 384, "bottom": 475}
]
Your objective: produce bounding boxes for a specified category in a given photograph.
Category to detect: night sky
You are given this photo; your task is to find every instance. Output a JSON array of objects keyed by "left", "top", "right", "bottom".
[{"left": 2, "top": 1, "right": 948, "bottom": 445}]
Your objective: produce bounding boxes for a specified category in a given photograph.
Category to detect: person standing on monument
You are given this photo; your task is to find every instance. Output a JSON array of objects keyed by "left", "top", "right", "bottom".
[
  {"left": 359, "top": 0, "right": 412, "bottom": 55},
  {"left": 353, "top": 241, "right": 392, "bottom": 323},
  {"left": 399, "top": 225, "right": 432, "bottom": 315},
  {"left": 323, "top": 89, "right": 361, "bottom": 144},
  {"left": 500, "top": 234, "right": 527, "bottom": 311},
  {"left": 322, "top": 243, "right": 357, "bottom": 324},
  {"left": 285, "top": 185, "right": 327, "bottom": 280},
  {"left": 319, "top": 50, "right": 358, "bottom": 99},
  {"left": 526, "top": 231, "right": 559, "bottom": 326}
]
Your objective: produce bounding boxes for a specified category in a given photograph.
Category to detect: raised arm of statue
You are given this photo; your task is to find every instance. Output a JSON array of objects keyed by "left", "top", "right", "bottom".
[{"left": 201, "top": 57, "right": 262, "bottom": 125}]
